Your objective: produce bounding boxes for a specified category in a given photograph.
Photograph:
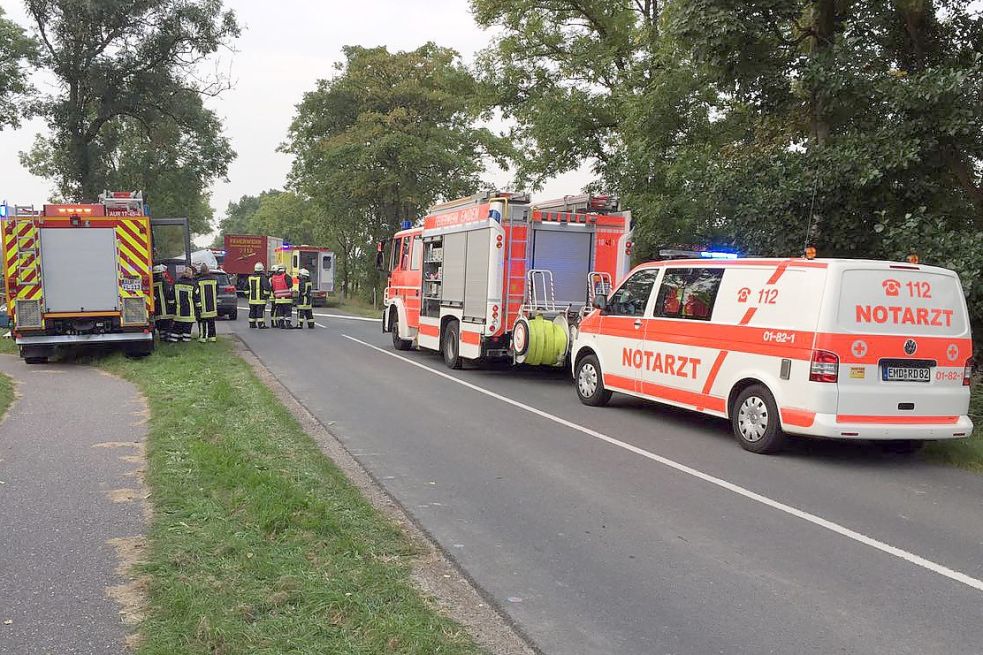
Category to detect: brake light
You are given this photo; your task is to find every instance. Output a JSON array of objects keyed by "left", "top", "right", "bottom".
[
  {"left": 223, "top": 285, "right": 236, "bottom": 293},
  {"left": 964, "top": 357, "right": 975, "bottom": 387},
  {"left": 810, "top": 350, "right": 839, "bottom": 383}
]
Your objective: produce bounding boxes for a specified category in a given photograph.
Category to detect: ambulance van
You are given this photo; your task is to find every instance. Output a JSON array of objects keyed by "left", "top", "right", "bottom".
[{"left": 571, "top": 258, "right": 975, "bottom": 453}]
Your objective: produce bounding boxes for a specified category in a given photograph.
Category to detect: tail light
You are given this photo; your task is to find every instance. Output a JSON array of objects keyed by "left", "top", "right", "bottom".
[
  {"left": 965, "top": 357, "right": 975, "bottom": 387},
  {"left": 223, "top": 285, "right": 236, "bottom": 293},
  {"left": 809, "top": 350, "right": 839, "bottom": 383}
]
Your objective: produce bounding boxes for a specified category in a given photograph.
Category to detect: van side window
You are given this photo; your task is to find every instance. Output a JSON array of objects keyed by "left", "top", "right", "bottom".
[
  {"left": 654, "top": 268, "right": 724, "bottom": 321},
  {"left": 410, "top": 236, "right": 422, "bottom": 270},
  {"left": 607, "top": 270, "right": 659, "bottom": 316}
]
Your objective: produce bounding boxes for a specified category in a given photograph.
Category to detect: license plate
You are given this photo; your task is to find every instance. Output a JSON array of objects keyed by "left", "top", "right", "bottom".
[
  {"left": 121, "top": 277, "right": 142, "bottom": 292},
  {"left": 882, "top": 366, "right": 930, "bottom": 382}
]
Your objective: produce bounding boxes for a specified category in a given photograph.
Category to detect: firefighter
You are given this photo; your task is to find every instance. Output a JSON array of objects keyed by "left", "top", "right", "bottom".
[
  {"left": 152, "top": 264, "right": 176, "bottom": 341},
  {"left": 296, "top": 268, "right": 315, "bottom": 329},
  {"left": 247, "top": 262, "right": 271, "bottom": 328},
  {"left": 194, "top": 263, "right": 220, "bottom": 343},
  {"left": 270, "top": 264, "right": 294, "bottom": 329},
  {"left": 172, "top": 267, "right": 197, "bottom": 342}
]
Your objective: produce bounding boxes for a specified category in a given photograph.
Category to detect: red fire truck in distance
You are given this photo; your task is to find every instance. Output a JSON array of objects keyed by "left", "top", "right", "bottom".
[{"left": 382, "top": 191, "right": 633, "bottom": 369}]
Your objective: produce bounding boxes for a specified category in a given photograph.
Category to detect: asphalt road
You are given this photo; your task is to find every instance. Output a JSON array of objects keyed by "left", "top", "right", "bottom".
[
  {"left": 0, "top": 356, "right": 147, "bottom": 654},
  {"left": 226, "top": 308, "right": 983, "bottom": 655}
]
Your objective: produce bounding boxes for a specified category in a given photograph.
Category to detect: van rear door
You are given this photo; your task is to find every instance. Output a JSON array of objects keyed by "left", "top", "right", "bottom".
[{"left": 825, "top": 264, "right": 972, "bottom": 420}]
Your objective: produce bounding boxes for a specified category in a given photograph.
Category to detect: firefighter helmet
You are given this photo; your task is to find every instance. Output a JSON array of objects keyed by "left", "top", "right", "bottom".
[
  {"left": 254, "top": 262, "right": 264, "bottom": 272},
  {"left": 299, "top": 268, "right": 310, "bottom": 277},
  {"left": 152, "top": 264, "right": 166, "bottom": 274}
]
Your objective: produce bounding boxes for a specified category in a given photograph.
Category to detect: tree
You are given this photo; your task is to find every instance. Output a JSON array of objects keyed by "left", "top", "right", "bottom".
[
  {"left": 474, "top": 0, "right": 983, "bottom": 329},
  {"left": 0, "top": 6, "right": 37, "bottom": 129},
  {"left": 283, "top": 43, "right": 511, "bottom": 298},
  {"left": 19, "top": 0, "right": 240, "bottom": 209},
  {"left": 247, "top": 191, "right": 319, "bottom": 245}
]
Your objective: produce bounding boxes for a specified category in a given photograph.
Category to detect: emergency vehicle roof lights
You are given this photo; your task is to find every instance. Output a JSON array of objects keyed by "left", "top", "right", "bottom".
[
  {"left": 400, "top": 220, "right": 413, "bottom": 230},
  {"left": 699, "top": 251, "right": 739, "bottom": 260},
  {"left": 0, "top": 203, "right": 7, "bottom": 218}
]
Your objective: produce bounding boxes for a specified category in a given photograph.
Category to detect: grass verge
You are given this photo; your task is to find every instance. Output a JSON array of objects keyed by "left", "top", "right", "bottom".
[
  {"left": 0, "top": 369, "right": 13, "bottom": 418},
  {"left": 324, "top": 297, "right": 383, "bottom": 319},
  {"left": 101, "top": 339, "right": 485, "bottom": 655},
  {"left": 923, "top": 377, "right": 983, "bottom": 471}
]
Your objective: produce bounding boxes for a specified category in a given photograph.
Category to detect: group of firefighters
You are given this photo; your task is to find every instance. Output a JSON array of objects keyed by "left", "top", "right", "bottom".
[
  {"left": 244, "top": 262, "right": 316, "bottom": 330},
  {"left": 151, "top": 261, "right": 315, "bottom": 342}
]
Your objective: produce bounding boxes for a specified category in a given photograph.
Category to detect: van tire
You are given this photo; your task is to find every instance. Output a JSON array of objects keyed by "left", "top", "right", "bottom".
[
  {"left": 732, "top": 385, "right": 786, "bottom": 454},
  {"left": 391, "top": 313, "right": 412, "bottom": 351},
  {"left": 575, "top": 354, "right": 612, "bottom": 407},
  {"left": 442, "top": 321, "right": 462, "bottom": 369}
]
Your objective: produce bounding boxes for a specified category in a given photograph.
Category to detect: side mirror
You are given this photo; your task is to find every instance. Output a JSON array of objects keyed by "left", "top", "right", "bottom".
[
  {"left": 592, "top": 293, "right": 607, "bottom": 312},
  {"left": 375, "top": 240, "right": 387, "bottom": 272}
]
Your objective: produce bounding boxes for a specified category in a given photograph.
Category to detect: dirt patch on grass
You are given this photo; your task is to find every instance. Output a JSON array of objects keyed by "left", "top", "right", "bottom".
[{"left": 236, "top": 340, "right": 538, "bottom": 655}]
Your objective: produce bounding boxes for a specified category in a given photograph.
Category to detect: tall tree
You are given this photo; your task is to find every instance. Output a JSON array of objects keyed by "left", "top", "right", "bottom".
[
  {"left": 474, "top": 0, "right": 983, "bottom": 328},
  {"left": 218, "top": 190, "right": 282, "bottom": 237},
  {"left": 0, "top": 6, "right": 37, "bottom": 129},
  {"left": 284, "top": 43, "right": 510, "bottom": 297},
  {"left": 19, "top": 0, "right": 240, "bottom": 212}
]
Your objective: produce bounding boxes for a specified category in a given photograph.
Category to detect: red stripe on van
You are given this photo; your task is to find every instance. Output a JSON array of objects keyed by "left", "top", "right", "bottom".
[
  {"left": 816, "top": 334, "right": 972, "bottom": 365},
  {"left": 781, "top": 408, "right": 816, "bottom": 427},
  {"left": 836, "top": 415, "right": 959, "bottom": 425},
  {"left": 766, "top": 261, "right": 791, "bottom": 285},
  {"left": 606, "top": 373, "right": 727, "bottom": 413}
]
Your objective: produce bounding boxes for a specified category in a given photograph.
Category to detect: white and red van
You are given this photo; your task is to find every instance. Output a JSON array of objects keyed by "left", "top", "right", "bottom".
[{"left": 571, "top": 258, "right": 975, "bottom": 453}]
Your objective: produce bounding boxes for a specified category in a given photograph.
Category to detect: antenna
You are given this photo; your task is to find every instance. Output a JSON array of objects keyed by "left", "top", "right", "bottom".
[{"left": 802, "top": 162, "right": 822, "bottom": 253}]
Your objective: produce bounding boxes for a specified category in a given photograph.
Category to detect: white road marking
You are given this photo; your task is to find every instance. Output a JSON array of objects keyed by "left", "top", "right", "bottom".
[
  {"left": 315, "top": 323, "right": 328, "bottom": 329},
  {"left": 343, "top": 334, "right": 983, "bottom": 594}
]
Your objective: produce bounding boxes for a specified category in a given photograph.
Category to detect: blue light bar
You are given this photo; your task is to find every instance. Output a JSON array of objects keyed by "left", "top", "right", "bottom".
[
  {"left": 400, "top": 220, "right": 413, "bottom": 230},
  {"left": 0, "top": 203, "right": 7, "bottom": 219},
  {"left": 699, "top": 250, "right": 739, "bottom": 260}
]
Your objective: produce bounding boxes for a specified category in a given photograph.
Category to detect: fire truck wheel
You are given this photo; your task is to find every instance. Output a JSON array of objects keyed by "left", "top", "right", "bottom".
[
  {"left": 731, "top": 384, "right": 787, "bottom": 454},
  {"left": 391, "top": 313, "right": 412, "bottom": 351},
  {"left": 442, "top": 321, "right": 463, "bottom": 369},
  {"left": 575, "top": 354, "right": 612, "bottom": 407}
]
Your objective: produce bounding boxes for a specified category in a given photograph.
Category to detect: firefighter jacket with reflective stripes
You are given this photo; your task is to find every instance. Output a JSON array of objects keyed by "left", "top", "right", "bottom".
[
  {"left": 194, "top": 274, "right": 219, "bottom": 319},
  {"left": 153, "top": 274, "right": 176, "bottom": 319},
  {"left": 173, "top": 280, "right": 197, "bottom": 323},
  {"left": 271, "top": 273, "right": 293, "bottom": 303},
  {"left": 297, "top": 278, "right": 313, "bottom": 310},
  {"left": 247, "top": 273, "right": 271, "bottom": 305}
]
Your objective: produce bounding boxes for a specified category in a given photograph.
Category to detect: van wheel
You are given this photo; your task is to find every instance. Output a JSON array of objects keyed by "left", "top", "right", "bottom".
[
  {"left": 391, "top": 313, "right": 411, "bottom": 351},
  {"left": 442, "top": 321, "right": 462, "bottom": 369},
  {"left": 732, "top": 385, "right": 786, "bottom": 454},
  {"left": 575, "top": 354, "right": 612, "bottom": 407}
]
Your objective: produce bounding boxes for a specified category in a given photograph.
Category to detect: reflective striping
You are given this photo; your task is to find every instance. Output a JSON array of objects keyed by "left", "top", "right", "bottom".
[
  {"left": 461, "top": 330, "right": 482, "bottom": 345},
  {"left": 781, "top": 408, "right": 817, "bottom": 428},
  {"left": 836, "top": 415, "right": 959, "bottom": 425},
  {"left": 606, "top": 372, "right": 727, "bottom": 413}
]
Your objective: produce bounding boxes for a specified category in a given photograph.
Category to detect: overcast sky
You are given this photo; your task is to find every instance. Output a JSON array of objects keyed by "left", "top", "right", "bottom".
[{"left": 0, "top": 0, "right": 591, "bottom": 243}]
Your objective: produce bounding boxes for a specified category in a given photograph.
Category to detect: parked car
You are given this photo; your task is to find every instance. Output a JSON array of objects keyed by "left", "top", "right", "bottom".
[{"left": 213, "top": 270, "right": 238, "bottom": 320}]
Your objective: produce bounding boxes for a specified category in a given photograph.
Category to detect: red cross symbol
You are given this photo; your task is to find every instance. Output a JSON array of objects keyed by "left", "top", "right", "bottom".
[
  {"left": 947, "top": 344, "right": 959, "bottom": 362},
  {"left": 852, "top": 340, "right": 868, "bottom": 358}
]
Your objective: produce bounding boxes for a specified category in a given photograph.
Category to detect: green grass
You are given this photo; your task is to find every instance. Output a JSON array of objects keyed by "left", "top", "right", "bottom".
[
  {"left": 0, "top": 369, "right": 13, "bottom": 418},
  {"left": 924, "top": 377, "right": 983, "bottom": 471},
  {"left": 101, "top": 340, "right": 485, "bottom": 655}
]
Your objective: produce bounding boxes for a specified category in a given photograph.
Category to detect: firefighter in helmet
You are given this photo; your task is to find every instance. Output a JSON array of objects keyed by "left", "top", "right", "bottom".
[
  {"left": 270, "top": 264, "right": 294, "bottom": 329},
  {"left": 172, "top": 267, "right": 197, "bottom": 342},
  {"left": 296, "top": 268, "right": 315, "bottom": 329},
  {"left": 247, "top": 262, "right": 271, "bottom": 328},
  {"left": 194, "top": 263, "right": 220, "bottom": 343},
  {"left": 152, "top": 264, "right": 176, "bottom": 341}
]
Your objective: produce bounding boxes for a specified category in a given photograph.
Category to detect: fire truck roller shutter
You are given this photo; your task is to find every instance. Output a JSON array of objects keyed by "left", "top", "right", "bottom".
[
  {"left": 464, "top": 229, "right": 491, "bottom": 319},
  {"left": 40, "top": 228, "right": 121, "bottom": 312},
  {"left": 442, "top": 232, "right": 467, "bottom": 305},
  {"left": 531, "top": 226, "right": 593, "bottom": 308}
]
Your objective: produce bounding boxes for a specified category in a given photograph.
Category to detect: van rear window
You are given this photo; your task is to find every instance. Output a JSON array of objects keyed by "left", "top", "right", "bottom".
[{"left": 837, "top": 269, "right": 966, "bottom": 335}]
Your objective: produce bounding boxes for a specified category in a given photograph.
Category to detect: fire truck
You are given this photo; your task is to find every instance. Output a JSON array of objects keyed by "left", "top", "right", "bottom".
[
  {"left": 382, "top": 191, "right": 633, "bottom": 368},
  {"left": 1, "top": 192, "right": 190, "bottom": 363},
  {"left": 223, "top": 234, "right": 284, "bottom": 293},
  {"left": 274, "top": 244, "right": 336, "bottom": 306}
]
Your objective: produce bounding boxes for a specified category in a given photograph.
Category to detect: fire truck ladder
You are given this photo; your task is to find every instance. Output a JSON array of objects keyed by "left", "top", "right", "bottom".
[{"left": 98, "top": 190, "right": 145, "bottom": 214}]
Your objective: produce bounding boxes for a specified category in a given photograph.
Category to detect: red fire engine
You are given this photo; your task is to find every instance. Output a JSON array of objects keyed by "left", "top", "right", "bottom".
[{"left": 382, "top": 191, "right": 632, "bottom": 368}]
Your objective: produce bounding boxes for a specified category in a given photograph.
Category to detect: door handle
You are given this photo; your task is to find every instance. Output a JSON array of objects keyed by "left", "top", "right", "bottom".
[{"left": 634, "top": 319, "right": 642, "bottom": 329}]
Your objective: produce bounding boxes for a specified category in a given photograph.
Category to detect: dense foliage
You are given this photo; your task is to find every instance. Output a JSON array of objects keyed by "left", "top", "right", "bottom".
[
  {"left": 17, "top": 0, "right": 239, "bottom": 234},
  {"left": 0, "top": 6, "right": 36, "bottom": 130}
]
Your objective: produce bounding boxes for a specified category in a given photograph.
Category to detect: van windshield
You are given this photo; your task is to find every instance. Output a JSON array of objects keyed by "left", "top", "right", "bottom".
[{"left": 837, "top": 268, "right": 967, "bottom": 336}]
